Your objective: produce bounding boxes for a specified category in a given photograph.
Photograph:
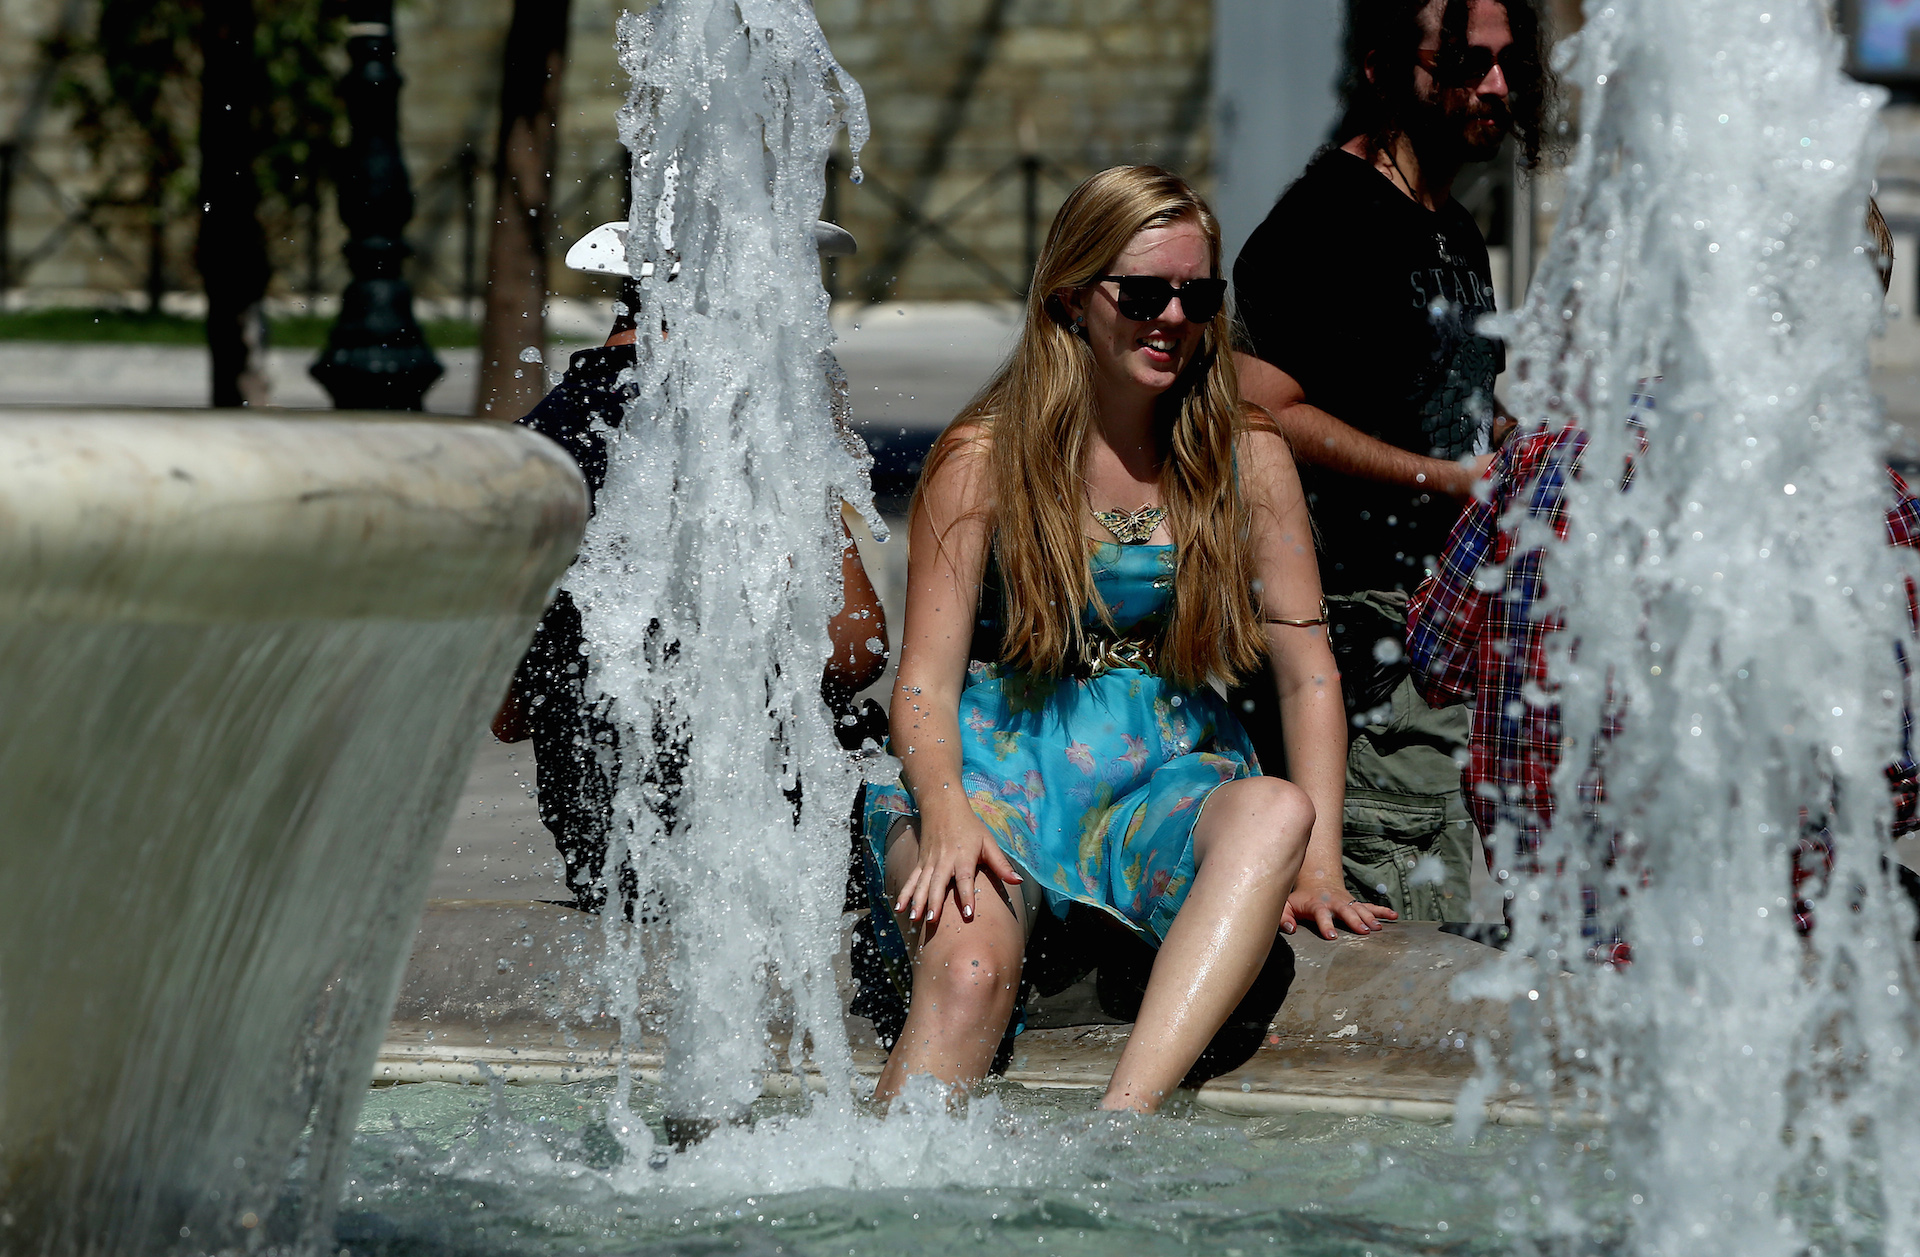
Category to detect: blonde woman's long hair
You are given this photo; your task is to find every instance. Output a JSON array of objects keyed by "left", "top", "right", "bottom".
[{"left": 917, "top": 165, "right": 1267, "bottom": 690}]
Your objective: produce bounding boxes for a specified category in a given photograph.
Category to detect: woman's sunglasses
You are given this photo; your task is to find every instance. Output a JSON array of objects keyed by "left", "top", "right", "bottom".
[{"left": 1095, "top": 275, "right": 1227, "bottom": 323}]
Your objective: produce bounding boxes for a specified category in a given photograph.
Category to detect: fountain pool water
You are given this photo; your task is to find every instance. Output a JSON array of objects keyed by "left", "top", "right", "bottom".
[{"left": 338, "top": 1077, "right": 1608, "bottom": 1256}]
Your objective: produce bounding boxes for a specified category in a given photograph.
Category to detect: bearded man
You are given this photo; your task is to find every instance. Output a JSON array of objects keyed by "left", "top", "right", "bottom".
[{"left": 1229, "top": 0, "right": 1553, "bottom": 923}]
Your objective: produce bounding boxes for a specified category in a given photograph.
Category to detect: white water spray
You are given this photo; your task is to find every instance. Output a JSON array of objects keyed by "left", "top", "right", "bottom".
[
  {"left": 566, "top": 0, "right": 876, "bottom": 1136},
  {"left": 1473, "top": 2, "right": 1920, "bottom": 1252}
]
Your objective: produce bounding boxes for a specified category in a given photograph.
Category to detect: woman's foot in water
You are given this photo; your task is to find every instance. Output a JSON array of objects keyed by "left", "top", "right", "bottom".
[
  {"left": 871, "top": 829, "right": 1029, "bottom": 1107},
  {"left": 1098, "top": 776, "right": 1314, "bottom": 1112}
]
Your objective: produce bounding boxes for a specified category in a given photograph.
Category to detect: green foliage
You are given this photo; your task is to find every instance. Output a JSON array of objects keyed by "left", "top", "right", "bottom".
[
  {"left": 45, "top": 0, "right": 350, "bottom": 282},
  {"left": 255, "top": 2, "right": 350, "bottom": 219},
  {"left": 0, "top": 307, "right": 206, "bottom": 343},
  {"left": 268, "top": 313, "right": 484, "bottom": 349},
  {"left": 48, "top": 0, "right": 202, "bottom": 216}
]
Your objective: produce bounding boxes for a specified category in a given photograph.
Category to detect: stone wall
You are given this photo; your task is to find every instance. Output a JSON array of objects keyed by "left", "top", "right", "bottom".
[
  {"left": 0, "top": 0, "right": 1213, "bottom": 308},
  {"left": 32, "top": 0, "right": 1881, "bottom": 313},
  {"left": 816, "top": 0, "right": 1214, "bottom": 303}
]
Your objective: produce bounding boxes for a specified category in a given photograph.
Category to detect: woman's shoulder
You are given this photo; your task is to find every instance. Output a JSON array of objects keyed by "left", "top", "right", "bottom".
[
  {"left": 915, "top": 417, "right": 997, "bottom": 524},
  {"left": 1237, "top": 400, "right": 1284, "bottom": 441},
  {"left": 921, "top": 416, "right": 997, "bottom": 488},
  {"left": 1232, "top": 406, "right": 1304, "bottom": 502},
  {"left": 932, "top": 416, "right": 994, "bottom": 456},
  {"left": 1234, "top": 403, "right": 1293, "bottom": 465}
]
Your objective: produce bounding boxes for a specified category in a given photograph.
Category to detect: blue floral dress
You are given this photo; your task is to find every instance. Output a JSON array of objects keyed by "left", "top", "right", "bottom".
[{"left": 859, "top": 542, "right": 1263, "bottom": 991}]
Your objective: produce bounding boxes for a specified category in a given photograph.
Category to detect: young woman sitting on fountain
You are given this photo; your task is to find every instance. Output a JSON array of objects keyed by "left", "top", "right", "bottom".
[
  {"left": 494, "top": 278, "right": 890, "bottom": 912},
  {"left": 861, "top": 165, "right": 1384, "bottom": 1113}
]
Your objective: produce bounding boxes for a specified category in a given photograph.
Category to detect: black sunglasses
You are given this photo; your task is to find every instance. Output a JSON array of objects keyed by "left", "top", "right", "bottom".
[
  {"left": 1095, "top": 275, "right": 1227, "bottom": 323},
  {"left": 1414, "top": 44, "right": 1514, "bottom": 88}
]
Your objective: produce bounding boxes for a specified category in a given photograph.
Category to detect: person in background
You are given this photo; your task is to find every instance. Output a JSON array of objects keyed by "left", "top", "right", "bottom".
[
  {"left": 1406, "top": 202, "right": 1920, "bottom": 948},
  {"left": 493, "top": 237, "right": 889, "bottom": 912},
  {"left": 1228, "top": 0, "right": 1554, "bottom": 923}
]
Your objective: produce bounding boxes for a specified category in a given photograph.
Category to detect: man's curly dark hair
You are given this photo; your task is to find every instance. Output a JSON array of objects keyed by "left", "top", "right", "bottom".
[{"left": 1338, "top": 0, "right": 1554, "bottom": 170}]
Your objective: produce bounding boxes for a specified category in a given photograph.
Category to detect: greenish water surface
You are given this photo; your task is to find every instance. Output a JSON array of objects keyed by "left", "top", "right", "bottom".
[{"left": 338, "top": 1079, "right": 1620, "bottom": 1257}]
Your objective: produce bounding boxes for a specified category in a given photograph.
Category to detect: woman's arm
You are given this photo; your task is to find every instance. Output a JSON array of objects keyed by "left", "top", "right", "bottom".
[
  {"left": 888, "top": 428, "right": 1022, "bottom": 926},
  {"left": 1239, "top": 424, "right": 1397, "bottom": 939},
  {"left": 823, "top": 515, "right": 890, "bottom": 704}
]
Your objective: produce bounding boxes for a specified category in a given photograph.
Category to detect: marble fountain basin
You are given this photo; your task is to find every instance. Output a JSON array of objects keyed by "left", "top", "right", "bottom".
[{"left": 0, "top": 408, "right": 584, "bottom": 1256}]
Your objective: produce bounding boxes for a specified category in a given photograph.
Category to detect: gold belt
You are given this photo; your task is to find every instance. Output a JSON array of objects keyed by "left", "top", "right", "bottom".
[{"left": 1080, "top": 633, "right": 1159, "bottom": 677}]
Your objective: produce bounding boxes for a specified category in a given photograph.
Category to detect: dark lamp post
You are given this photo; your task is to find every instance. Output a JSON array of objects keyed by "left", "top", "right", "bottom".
[{"left": 311, "top": 0, "right": 442, "bottom": 410}]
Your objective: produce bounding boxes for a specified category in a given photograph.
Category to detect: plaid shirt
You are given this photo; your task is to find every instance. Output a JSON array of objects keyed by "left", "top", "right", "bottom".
[{"left": 1407, "top": 412, "right": 1920, "bottom": 867}]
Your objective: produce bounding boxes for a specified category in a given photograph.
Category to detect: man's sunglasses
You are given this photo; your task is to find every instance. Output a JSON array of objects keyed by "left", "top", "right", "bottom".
[
  {"left": 1414, "top": 45, "right": 1514, "bottom": 88},
  {"left": 1095, "top": 275, "right": 1227, "bottom": 323}
]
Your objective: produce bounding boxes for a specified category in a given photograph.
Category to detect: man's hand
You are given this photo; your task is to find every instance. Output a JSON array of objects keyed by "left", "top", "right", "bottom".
[{"left": 1432, "top": 452, "right": 1496, "bottom": 501}]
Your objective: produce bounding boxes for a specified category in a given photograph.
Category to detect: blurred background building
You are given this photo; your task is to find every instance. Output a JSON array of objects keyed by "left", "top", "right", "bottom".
[{"left": 0, "top": 0, "right": 1910, "bottom": 418}]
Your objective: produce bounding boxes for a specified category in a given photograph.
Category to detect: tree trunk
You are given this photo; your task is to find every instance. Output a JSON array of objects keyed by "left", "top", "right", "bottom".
[
  {"left": 198, "top": 0, "right": 271, "bottom": 408},
  {"left": 474, "top": 0, "right": 571, "bottom": 419}
]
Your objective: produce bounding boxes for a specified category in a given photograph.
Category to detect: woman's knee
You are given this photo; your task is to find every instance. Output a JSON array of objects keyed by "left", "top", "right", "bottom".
[
  {"left": 1221, "top": 776, "right": 1315, "bottom": 834},
  {"left": 1260, "top": 777, "right": 1316, "bottom": 836},
  {"left": 881, "top": 818, "right": 919, "bottom": 902},
  {"left": 1198, "top": 777, "right": 1315, "bottom": 867},
  {"left": 911, "top": 916, "right": 1023, "bottom": 1021}
]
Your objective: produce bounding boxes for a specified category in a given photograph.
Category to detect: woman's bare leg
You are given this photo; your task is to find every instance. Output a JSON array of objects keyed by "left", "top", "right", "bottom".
[
  {"left": 872, "top": 820, "right": 1030, "bottom": 1104},
  {"left": 1100, "top": 776, "right": 1314, "bottom": 1111}
]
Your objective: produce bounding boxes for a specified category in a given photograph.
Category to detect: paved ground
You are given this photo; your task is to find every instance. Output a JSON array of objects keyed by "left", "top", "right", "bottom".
[
  {"left": 427, "top": 738, "right": 569, "bottom": 901},
  {"left": 0, "top": 298, "right": 1019, "bottom": 422}
]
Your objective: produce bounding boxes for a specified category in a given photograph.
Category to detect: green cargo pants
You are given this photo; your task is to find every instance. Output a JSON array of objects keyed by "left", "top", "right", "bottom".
[
  {"left": 1225, "top": 591, "right": 1478, "bottom": 922},
  {"left": 1343, "top": 673, "right": 1476, "bottom": 922}
]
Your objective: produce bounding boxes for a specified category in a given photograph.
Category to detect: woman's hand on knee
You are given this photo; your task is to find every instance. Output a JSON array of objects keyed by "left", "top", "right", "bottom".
[{"left": 894, "top": 817, "right": 1023, "bottom": 927}]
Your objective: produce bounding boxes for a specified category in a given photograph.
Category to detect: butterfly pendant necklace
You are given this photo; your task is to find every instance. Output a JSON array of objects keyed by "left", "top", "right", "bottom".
[{"left": 1092, "top": 503, "right": 1167, "bottom": 545}]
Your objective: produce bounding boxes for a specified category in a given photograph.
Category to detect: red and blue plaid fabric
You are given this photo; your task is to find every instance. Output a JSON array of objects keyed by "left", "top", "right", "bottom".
[
  {"left": 1408, "top": 413, "right": 1920, "bottom": 880},
  {"left": 1403, "top": 397, "right": 1644, "bottom": 858},
  {"left": 1881, "top": 467, "right": 1920, "bottom": 837}
]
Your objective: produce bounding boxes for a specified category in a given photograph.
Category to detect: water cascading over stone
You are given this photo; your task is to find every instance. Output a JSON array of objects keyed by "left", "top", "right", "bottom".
[
  {"left": 567, "top": 0, "right": 877, "bottom": 1138},
  {"left": 1464, "top": 2, "right": 1920, "bottom": 1252},
  {"left": 0, "top": 413, "right": 583, "bottom": 1257}
]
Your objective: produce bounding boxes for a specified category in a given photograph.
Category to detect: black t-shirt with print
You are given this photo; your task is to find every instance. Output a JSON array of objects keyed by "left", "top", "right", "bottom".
[{"left": 1234, "top": 147, "right": 1504, "bottom": 595}]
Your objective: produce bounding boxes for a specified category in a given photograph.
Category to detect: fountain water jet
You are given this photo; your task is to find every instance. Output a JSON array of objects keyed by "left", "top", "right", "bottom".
[
  {"left": 564, "top": 0, "right": 878, "bottom": 1141},
  {"left": 1468, "top": 2, "right": 1920, "bottom": 1252}
]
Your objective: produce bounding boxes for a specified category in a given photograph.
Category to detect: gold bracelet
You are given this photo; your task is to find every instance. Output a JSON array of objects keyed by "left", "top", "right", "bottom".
[{"left": 1263, "top": 597, "right": 1329, "bottom": 628}]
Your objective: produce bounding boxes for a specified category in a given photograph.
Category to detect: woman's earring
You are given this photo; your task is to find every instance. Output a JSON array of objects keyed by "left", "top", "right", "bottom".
[{"left": 1071, "top": 314, "right": 1087, "bottom": 338}]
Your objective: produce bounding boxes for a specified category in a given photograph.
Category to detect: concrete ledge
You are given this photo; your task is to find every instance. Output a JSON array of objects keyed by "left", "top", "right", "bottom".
[
  {"left": 384, "top": 902, "right": 1528, "bottom": 1120},
  {"left": 0, "top": 409, "right": 583, "bottom": 620},
  {"left": 368, "top": 1040, "right": 1558, "bottom": 1125}
]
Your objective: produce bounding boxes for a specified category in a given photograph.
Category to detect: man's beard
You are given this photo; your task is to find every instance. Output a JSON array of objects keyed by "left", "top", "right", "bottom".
[{"left": 1406, "top": 88, "right": 1512, "bottom": 166}]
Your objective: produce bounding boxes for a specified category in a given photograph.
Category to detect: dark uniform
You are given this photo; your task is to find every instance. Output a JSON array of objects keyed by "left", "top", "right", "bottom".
[{"left": 512, "top": 344, "right": 644, "bottom": 912}]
